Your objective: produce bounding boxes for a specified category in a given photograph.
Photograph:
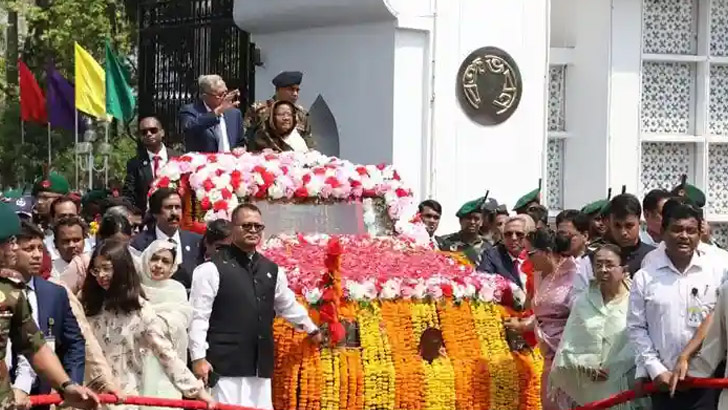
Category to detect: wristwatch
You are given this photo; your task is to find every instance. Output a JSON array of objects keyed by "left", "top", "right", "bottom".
[{"left": 58, "top": 380, "right": 75, "bottom": 398}]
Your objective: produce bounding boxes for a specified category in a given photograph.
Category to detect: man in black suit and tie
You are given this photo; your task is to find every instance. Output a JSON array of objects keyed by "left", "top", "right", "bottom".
[
  {"left": 477, "top": 215, "right": 530, "bottom": 288},
  {"left": 123, "top": 116, "right": 181, "bottom": 214},
  {"left": 8, "top": 221, "right": 85, "bottom": 407},
  {"left": 179, "top": 74, "right": 245, "bottom": 153},
  {"left": 130, "top": 187, "right": 203, "bottom": 290}
]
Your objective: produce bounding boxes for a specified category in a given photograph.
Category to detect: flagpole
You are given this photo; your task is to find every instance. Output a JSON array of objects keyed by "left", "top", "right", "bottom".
[
  {"left": 47, "top": 122, "right": 51, "bottom": 166},
  {"left": 74, "top": 109, "right": 78, "bottom": 190}
]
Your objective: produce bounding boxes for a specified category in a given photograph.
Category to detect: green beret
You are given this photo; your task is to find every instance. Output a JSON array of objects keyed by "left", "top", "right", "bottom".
[
  {"left": 81, "top": 189, "right": 110, "bottom": 206},
  {"left": 2, "top": 188, "right": 22, "bottom": 200},
  {"left": 456, "top": 197, "right": 485, "bottom": 218},
  {"left": 0, "top": 202, "right": 21, "bottom": 243},
  {"left": 581, "top": 199, "right": 609, "bottom": 216},
  {"left": 675, "top": 183, "right": 706, "bottom": 208},
  {"left": 32, "top": 172, "right": 70, "bottom": 195},
  {"left": 513, "top": 187, "right": 540, "bottom": 211}
]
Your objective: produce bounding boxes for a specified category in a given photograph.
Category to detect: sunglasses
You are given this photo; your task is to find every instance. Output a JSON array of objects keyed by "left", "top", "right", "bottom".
[
  {"left": 237, "top": 222, "right": 265, "bottom": 232},
  {"left": 140, "top": 127, "right": 159, "bottom": 135},
  {"left": 504, "top": 231, "right": 525, "bottom": 239}
]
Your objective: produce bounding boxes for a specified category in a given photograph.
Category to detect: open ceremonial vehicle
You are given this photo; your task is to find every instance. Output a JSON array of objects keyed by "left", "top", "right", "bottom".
[{"left": 149, "top": 149, "right": 543, "bottom": 410}]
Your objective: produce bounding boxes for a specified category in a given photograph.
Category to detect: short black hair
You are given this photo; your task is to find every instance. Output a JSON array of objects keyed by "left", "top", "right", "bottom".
[
  {"left": 661, "top": 197, "right": 703, "bottom": 231},
  {"left": 97, "top": 214, "right": 133, "bottom": 240},
  {"left": 49, "top": 195, "right": 80, "bottom": 219},
  {"left": 148, "top": 188, "right": 181, "bottom": 215},
  {"left": 204, "top": 219, "right": 233, "bottom": 244},
  {"left": 608, "top": 194, "right": 642, "bottom": 219},
  {"left": 526, "top": 204, "right": 548, "bottom": 226},
  {"left": 231, "top": 203, "right": 262, "bottom": 220},
  {"left": 642, "top": 189, "right": 672, "bottom": 214},
  {"left": 527, "top": 227, "right": 571, "bottom": 255},
  {"left": 52, "top": 215, "right": 88, "bottom": 239},
  {"left": 555, "top": 209, "right": 590, "bottom": 234},
  {"left": 17, "top": 221, "right": 44, "bottom": 243},
  {"left": 418, "top": 200, "right": 442, "bottom": 215}
]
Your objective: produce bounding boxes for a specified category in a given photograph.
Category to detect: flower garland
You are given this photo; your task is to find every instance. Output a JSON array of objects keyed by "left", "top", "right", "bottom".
[
  {"left": 318, "top": 238, "right": 346, "bottom": 345},
  {"left": 357, "top": 304, "right": 396, "bottom": 410},
  {"left": 422, "top": 357, "right": 456, "bottom": 410},
  {"left": 149, "top": 150, "right": 430, "bottom": 243},
  {"left": 381, "top": 301, "right": 425, "bottom": 410}
]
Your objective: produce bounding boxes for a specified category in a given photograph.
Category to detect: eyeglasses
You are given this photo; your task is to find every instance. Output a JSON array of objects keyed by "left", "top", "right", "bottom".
[
  {"left": 90, "top": 265, "right": 114, "bottom": 277},
  {"left": 594, "top": 263, "right": 622, "bottom": 271},
  {"left": 236, "top": 222, "right": 265, "bottom": 232},
  {"left": 504, "top": 231, "right": 525, "bottom": 239},
  {"left": 140, "top": 127, "right": 159, "bottom": 135}
]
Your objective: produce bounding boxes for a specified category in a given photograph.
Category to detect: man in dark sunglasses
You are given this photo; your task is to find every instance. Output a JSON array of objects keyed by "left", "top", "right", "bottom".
[{"left": 122, "top": 116, "right": 181, "bottom": 214}]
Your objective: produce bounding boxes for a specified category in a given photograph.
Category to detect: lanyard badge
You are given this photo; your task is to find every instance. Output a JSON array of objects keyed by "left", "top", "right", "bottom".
[{"left": 687, "top": 287, "right": 706, "bottom": 328}]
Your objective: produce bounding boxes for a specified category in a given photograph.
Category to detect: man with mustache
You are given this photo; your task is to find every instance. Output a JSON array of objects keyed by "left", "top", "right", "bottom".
[
  {"left": 438, "top": 197, "right": 491, "bottom": 266},
  {"left": 130, "top": 188, "right": 203, "bottom": 290},
  {"left": 417, "top": 200, "right": 442, "bottom": 249}
]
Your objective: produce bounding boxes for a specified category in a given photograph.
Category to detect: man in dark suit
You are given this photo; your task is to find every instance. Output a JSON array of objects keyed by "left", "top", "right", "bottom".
[
  {"left": 179, "top": 74, "right": 244, "bottom": 153},
  {"left": 478, "top": 216, "right": 528, "bottom": 288},
  {"left": 130, "top": 187, "right": 203, "bottom": 290},
  {"left": 123, "top": 116, "right": 182, "bottom": 214},
  {"left": 9, "top": 221, "right": 85, "bottom": 405}
]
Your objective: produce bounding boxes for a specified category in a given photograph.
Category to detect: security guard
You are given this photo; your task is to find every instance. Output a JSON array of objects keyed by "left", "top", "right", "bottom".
[
  {"left": 438, "top": 197, "right": 491, "bottom": 265},
  {"left": 243, "top": 71, "right": 312, "bottom": 141},
  {"left": 513, "top": 179, "right": 541, "bottom": 215},
  {"left": 671, "top": 174, "right": 707, "bottom": 208},
  {"left": 0, "top": 203, "right": 99, "bottom": 410},
  {"left": 581, "top": 198, "right": 609, "bottom": 253}
]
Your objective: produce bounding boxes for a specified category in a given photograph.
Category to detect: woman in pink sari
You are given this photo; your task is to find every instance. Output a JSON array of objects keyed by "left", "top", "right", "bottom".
[{"left": 527, "top": 228, "right": 582, "bottom": 410}]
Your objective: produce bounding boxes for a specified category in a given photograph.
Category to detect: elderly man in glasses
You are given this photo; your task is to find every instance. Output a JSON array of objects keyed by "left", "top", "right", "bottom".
[
  {"left": 122, "top": 116, "right": 181, "bottom": 214},
  {"left": 188, "top": 203, "right": 320, "bottom": 409},
  {"left": 478, "top": 215, "right": 535, "bottom": 289}
]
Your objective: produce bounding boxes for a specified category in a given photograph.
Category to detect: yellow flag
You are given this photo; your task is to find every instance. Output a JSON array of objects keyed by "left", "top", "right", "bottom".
[{"left": 74, "top": 42, "right": 106, "bottom": 119}]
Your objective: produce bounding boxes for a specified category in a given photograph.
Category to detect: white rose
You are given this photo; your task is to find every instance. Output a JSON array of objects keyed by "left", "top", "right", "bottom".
[
  {"left": 305, "top": 288, "right": 323, "bottom": 304},
  {"left": 380, "top": 279, "right": 401, "bottom": 300},
  {"left": 413, "top": 282, "right": 427, "bottom": 299}
]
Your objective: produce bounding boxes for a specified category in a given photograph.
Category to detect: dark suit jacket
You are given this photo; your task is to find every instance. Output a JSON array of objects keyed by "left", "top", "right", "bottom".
[
  {"left": 477, "top": 244, "right": 523, "bottom": 288},
  {"left": 122, "top": 145, "right": 182, "bottom": 214},
  {"left": 130, "top": 227, "right": 204, "bottom": 290},
  {"left": 12, "top": 277, "right": 85, "bottom": 393},
  {"left": 179, "top": 100, "right": 244, "bottom": 153}
]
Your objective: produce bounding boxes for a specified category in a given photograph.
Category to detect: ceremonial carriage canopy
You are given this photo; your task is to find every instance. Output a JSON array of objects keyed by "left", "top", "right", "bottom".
[{"left": 150, "top": 150, "right": 543, "bottom": 410}]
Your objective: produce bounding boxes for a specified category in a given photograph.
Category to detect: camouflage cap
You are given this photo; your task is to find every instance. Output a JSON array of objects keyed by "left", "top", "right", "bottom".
[
  {"left": 456, "top": 197, "right": 485, "bottom": 218},
  {"left": 0, "top": 202, "right": 21, "bottom": 243}
]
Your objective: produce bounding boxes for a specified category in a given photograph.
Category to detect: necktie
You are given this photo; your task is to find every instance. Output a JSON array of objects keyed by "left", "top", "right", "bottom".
[{"left": 153, "top": 156, "right": 161, "bottom": 177}]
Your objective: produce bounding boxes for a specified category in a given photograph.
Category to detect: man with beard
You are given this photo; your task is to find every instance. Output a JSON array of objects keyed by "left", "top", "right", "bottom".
[
  {"left": 189, "top": 203, "right": 320, "bottom": 408},
  {"left": 130, "top": 188, "right": 203, "bottom": 290},
  {"left": 417, "top": 200, "right": 442, "bottom": 249},
  {"left": 628, "top": 199, "right": 726, "bottom": 410},
  {"left": 438, "top": 198, "right": 490, "bottom": 265},
  {"left": 7, "top": 222, "right": 85, "bottom": 409},
  {"left": 123, "top": 116, "right": 182, "bottom": 214},
  {"left": 0, "top": 202, "right": 100, "bottom": 410}
]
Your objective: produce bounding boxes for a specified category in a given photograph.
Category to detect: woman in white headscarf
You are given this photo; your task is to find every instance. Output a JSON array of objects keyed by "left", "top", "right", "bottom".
[{"left": 139, "top": 240, "right": 193, "bottom": 408}]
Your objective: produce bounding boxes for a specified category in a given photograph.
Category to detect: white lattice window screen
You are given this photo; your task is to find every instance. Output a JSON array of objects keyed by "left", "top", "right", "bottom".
[
  {"left": 547, "top": 65, "right": 566, "bottom": 211},
  {"left": 640, "top": 0, "right": 728, "bottom": 221}
]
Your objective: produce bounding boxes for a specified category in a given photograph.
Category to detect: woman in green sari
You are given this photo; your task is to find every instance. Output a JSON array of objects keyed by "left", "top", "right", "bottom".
[{"left": 549, "top": 244, "right": 646, "bottom": 409}]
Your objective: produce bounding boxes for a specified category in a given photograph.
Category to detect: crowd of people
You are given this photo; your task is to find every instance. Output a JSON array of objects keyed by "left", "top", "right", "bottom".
[
  {"left": 417, "top": 178, "right": 728, "bottom": 410},
  {"left": 1, "top": 68, "right": 728, "bottom": 410}
]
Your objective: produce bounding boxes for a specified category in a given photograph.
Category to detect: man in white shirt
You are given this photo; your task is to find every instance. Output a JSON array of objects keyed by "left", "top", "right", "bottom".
[
  {"left": 43, "top": 197, "right": 93, "bottom": 275},
  {"left": 628, "top": 198, "right": 725, "bottom": 409},
  {"left": 180, "top": 75, "right": 245, "bottom": 153},
  {"left": 48, "top": 216, "right": 89, "bottom": 278},
  {"left": 189, "top": 203, "right": 321, "bottom": 409},
  {"left": 417, "top": 199, "right": 442, "bottom": 249},
  {"left": 639, "top": 189, "right": 672, "bottom": 247}
]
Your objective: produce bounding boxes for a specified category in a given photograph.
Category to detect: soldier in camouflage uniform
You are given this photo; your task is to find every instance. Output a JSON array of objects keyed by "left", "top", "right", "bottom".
[
  {"left": 438, "top": 197, "right": 491, "bottom": 266},
  {"left": 0, "top": 203, "right": 99, "bottom": 410},
  {"left": 243, "top": 71, "right": 311, "bottom": 142},
  {"left": 581, "top": 198, "right": 610, "bottom": 254}
]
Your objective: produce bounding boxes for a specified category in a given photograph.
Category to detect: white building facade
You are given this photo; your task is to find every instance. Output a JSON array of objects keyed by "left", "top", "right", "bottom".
[{"left": 234, "top": 0, "right": 728, "bottom": 244}]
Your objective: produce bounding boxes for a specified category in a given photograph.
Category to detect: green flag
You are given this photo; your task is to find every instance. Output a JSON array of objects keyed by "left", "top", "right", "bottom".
[{"left": 105, "top": 40, "right": 135, "bottom": 122}]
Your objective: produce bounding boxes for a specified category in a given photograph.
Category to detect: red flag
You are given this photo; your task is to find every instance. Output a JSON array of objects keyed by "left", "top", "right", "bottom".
[{"left": 18, "top": 60, "right": 47, "bottom": 124}]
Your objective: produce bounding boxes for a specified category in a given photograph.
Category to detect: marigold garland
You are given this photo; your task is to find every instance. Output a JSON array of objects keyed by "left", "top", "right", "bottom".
[
  {"left": 423, "top": 356, "right": 456, "bottom": 410},
  {"left": 357, "top": 304, "right": 396, "bottom": 410},
  {"left": 381, "top": 301, "right": 425, "bottom": 410}
]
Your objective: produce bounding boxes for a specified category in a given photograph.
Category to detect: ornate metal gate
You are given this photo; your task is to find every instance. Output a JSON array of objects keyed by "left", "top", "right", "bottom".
[{"left": 138, "top": 0, "right": 255, "bottom": 144}]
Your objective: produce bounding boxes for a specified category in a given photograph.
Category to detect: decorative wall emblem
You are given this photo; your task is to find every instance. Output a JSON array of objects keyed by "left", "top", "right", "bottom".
[{"left": 457, "top": 46, "right": 522, "bottom": 125}]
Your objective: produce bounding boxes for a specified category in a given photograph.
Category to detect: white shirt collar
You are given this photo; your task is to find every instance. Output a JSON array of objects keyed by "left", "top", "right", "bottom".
[
  {"left": 26, "top": 276, "right": 34, "bottom": 290},
  {"left": 155, "top": 225, "right": 181, "bottom": 243},
  {"left": 147, "top": 144, "right": 168, "bottom": 163},
  {"left": 650, "top": 245, "right": 707, "bottom": 275}
]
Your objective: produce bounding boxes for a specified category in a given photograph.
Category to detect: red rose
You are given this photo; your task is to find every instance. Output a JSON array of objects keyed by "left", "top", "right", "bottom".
[
  {"left": 213, "top": 200, "right": 227, "bottom": 211},
  {"left": 157, "top": 176, "right": 171, "bottom": 188},
  {"left": 327, "top": 237, "right": 343, "bottom": 256},
  {"left": 362, "top": 189, "right": 376, "bottom": 197},
  {"left": 356, "top": 166, "right": 368, "bottom": 176},
  {"left": 302, "top": 174, "right": 312, "bottom": 184},
  {"left": 179, "top": 156, "right": 192, "bottom": 162},
  {"left": 207, "top": 154, "right": 218, "bottom": 163},
  {"left": 230, "top": 170, "right": 242, "bottom": 190},
  {"left": 393, "top": 170, "right": 401, "bottom": 181},
  {"left": 264, "top": 153, "right": 277, "bottom": 161},
  {"left": 376, "top": 163, "right": 386, "bottom": 170},
  {"left": 313, "top": 167, "right": 326, "bottom": 176},
  {"left": 441, "top": 283, "right": 453, "bottom": 298},
  {"left": 349, "top": 179, "right": 362, "bottom": 188},
  {"left": 200, "top": 197, "right": 211, "bottom": 210},
  {"left": 280, "top": 166, "right": 289, "bottom": 175},
  {"left": 395, "top": 188, "right": 409, "bottom": 198},
  {"left": 329, "top": 321, "right": 346, "bottom": 345},
  {"left": 203, "top": 179, "right": 215, "bottom": 192},
  {"left": 252, "top": 165, "right": 267, "bottom": 174},
  {"left": 221, "top": 188, "right": 233, "bottom": 200},
  {"left": 216, "top": 169, "right": 224, "bottom": 176},
  {"left": 294, "top": 187, "right": 308, "bottom": 198},
  {"left": 325, "top": 176, "right": 341, "bottom": 188},
  {"left": 260, "top": 170, "right": 276, "bottom": 186}
]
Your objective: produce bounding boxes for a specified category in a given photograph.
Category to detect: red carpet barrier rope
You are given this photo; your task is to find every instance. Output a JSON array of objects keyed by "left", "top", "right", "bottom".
[
  {"left": 29, "top": 393, "right": 260, "bottom": 410},
  {"left": 574, "top": 377, "right": 728, "bottom": 410}
]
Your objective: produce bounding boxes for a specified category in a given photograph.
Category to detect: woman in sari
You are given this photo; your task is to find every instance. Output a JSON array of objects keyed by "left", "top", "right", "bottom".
[
  {"left": 248, "top": 100, "right": 314, "bottom": 153},
  {"left": 139, "top": 240, "right": 193, "bottom": 408},
  {"left": 549, "top": 244, "right": 644, "bottom": 409},
  {"left": 526, "top": 228, "right": 580, "bottom": 410}
]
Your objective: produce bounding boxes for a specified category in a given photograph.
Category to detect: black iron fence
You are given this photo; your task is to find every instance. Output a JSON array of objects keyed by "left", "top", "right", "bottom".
[{"left": 138, "top": 0, "right": 255, "bottom": 145}]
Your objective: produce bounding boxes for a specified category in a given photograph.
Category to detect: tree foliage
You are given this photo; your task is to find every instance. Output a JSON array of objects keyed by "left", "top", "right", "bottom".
[{"left": 0, "top": 0, "right": 137, "bottom": 189}]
